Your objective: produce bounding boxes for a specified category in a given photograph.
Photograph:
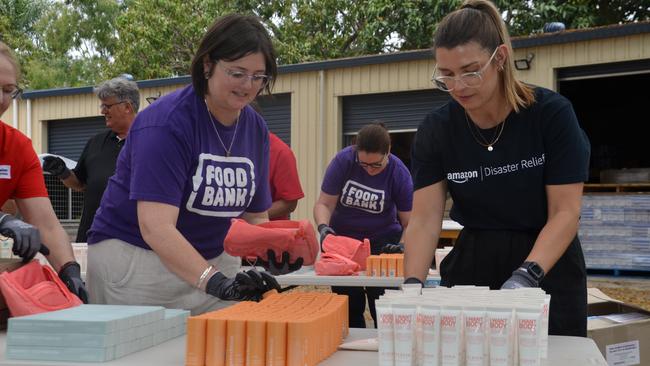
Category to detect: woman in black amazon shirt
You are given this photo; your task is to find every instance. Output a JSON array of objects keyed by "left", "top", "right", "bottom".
[{"left": 403, "top": 0, "right": 590, "bottom": 337}]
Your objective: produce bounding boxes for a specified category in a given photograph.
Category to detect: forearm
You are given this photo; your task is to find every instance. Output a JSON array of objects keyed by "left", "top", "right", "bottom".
[
  {"left": 61, "top": 171, "right": 85, "bottom": 191},
  {"left": 403, "top": 216, "right": 439, "bottom": 281},
  {"left": 313, "top": 203, "right": 332, "bottom": 226},
  {"left": 242, "top": 210, "right": 269, "bottom": 225},
  {"left": 141, "top": 224, "right": 213, "bottom": 290},
  {"left": 39, "top": 220, "right": 75, "bottom": 271},
  {"left": 267, "top": 199, "right": 297, "bottom": 220},
  {"left": 526, "top": 210, "right": 580, "bottom": 274}
]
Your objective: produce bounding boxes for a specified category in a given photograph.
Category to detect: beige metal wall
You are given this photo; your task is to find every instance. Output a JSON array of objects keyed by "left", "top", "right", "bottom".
[{"left": 7, "top": 32, "right": 650, "bottom": 221}]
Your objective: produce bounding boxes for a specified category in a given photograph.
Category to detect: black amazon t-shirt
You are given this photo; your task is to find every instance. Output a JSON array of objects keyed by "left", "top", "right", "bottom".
[{"left": 411, "top": 87, "right": 590, "bottom": 231}]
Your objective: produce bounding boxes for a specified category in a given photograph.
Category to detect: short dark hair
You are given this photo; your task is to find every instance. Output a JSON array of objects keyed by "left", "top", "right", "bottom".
[
  {"left": 190, "top": 14, "right": 277, "bottom": 98},
  {"left": 356, "top": 122, "right": 391, "bottom": 155}
]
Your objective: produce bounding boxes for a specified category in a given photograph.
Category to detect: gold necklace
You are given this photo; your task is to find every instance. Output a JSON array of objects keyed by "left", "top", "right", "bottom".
[
  {"left": 204, "top": 99, "right": 239, "bottom": 157},
  {"left": 465, "top": 111, "right": 506, "bottom": 152}
]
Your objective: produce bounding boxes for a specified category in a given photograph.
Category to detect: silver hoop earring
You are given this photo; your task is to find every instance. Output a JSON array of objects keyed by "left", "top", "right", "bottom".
[{"left": 204, "top": 71, "right": 211, "bottom": 79}]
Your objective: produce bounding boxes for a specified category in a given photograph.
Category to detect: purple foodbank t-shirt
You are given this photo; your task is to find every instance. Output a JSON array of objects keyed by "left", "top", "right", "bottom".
[
  {"left": 88, "top": 85, "right": 271, "bottom": 259},
  {"left": 321, "top": 146, "right": 413, "bottom": 241}
]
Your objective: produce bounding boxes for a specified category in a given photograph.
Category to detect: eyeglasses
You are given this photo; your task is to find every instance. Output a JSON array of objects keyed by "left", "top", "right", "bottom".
[
  {"left": 99, "top": 100, "right": 127, "bottom": 111},
  {"left": 355, "top": 152, "right": 387, "bottom": 169},
  {"left": 216, "top": 62, "right": 270, "bottom": 89},
  {"left": 1, "top": 84, "right": 23, "bottom": 100},
  {"left": 431, "top": 47, "right": 500, "bottom": 92}
]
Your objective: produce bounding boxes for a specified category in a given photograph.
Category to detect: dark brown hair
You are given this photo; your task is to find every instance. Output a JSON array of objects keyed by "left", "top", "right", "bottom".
[
  {"left": 190, "top": 14, "right": 277, "bottom": 98},
  {"left": 433, "top": 0, "right": 535, "bottom": 112},
  {"left": 356, "top": 122, "right": 391, "bottom": 155}
]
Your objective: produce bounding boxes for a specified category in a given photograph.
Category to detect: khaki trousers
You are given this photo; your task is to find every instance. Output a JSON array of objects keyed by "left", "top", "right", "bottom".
[{"left": 87, "top": 238, "right": 240, "bottom": 315}]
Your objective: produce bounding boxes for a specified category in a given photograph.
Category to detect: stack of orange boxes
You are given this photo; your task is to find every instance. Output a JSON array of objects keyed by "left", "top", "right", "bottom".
[
  {"left": 365, "top": 254, "right": 404, "bottom": 277},
  {"left": 185, "top": 292, "right": 349, "bottom": 366}
]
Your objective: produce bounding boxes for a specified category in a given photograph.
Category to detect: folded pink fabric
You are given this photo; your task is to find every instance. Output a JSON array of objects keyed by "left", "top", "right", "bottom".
[
  {"left": 321, "top": 235, "right": 370, "bottom": 270},
  {"left": 224, "top": 219, "right": 319, "bottom": 265},
  {"left": 0, "top": 261, "right": 82, "bottom": 317},
  {"left": 314, "top": 253, "right": 360, "bottom": 275}
]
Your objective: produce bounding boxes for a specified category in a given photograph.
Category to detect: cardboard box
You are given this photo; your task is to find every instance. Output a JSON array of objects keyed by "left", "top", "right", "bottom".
[{"left": 588, "top": 288, "right": 650, "bottom": 366}]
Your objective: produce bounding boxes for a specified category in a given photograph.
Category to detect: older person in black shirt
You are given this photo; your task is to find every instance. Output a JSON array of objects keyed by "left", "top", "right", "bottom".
[{"left": 43, "top": 77, "right": 139, "bottom": 242}]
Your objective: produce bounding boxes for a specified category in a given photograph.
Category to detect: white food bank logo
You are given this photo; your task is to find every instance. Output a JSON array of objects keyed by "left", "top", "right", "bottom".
[
  {"left": 340, "top": 180, "right": 385, "bottom": 214},
  {"left": 186, "top": 153, "right": 256, "bottom": 217}
]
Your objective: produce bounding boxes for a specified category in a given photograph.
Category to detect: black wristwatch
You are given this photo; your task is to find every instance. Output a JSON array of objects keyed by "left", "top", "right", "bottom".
[{"left": 521, "top": 261, "right": 545, "bottom": 282}]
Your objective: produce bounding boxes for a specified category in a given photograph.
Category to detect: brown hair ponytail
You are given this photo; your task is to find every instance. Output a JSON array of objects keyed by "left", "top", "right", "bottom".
[{"left": 434, "top": 0, "right": 535, "bottom": 112}]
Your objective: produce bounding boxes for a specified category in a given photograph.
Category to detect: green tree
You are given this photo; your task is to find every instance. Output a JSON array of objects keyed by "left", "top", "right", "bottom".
[{"left": 3, "top": 0, "right": 649, "bottom": 88}]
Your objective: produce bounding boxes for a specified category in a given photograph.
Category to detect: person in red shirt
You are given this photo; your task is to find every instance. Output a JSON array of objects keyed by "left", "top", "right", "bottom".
[
  {"left": 268, "top": 132, "right": 304, "bottom": 220},
  {"left": 0, "top": 41, "right": 87, "bottom": 303}
]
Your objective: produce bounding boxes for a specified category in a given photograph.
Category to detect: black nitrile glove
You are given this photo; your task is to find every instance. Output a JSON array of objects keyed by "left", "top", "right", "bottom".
[
  {"left": 206, "top": 268, "right": 280, "bottom": 301},
  {"left": 58, "top": 261, "right": 89, "bottom": 303},
  {"left": 501, "top": 268, "right": 540, "bottom": 289},
  {"left": 258, "top": 250, "right": 304, "bottom": 275},
  {"left": 317, "top": 224, "right": 336, "bottom": 251},
  {"left": 42, "top": 156, "right": 71, "bottom": 179},
  {"left": 0, "top": 214, "right": 41, "bottom": 262},
  {"left": 381, "top": 242, "right": 405, "bottom": 254}
]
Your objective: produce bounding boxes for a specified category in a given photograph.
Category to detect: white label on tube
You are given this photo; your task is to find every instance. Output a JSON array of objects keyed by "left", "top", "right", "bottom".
[
  {"left": 377, "top": 304, "right": 395, "bottom": 366},
  {"left": 606, "top": 340, "right": 640, "bottom": 366},
  {"left": 440, "top": 309, "right": 461, "bottom": 366},
  {"left": 419, "top": 306, "right": 440, "bottom": 366},
  {"left": 393, "top": 305, "right": 416, "bottom": 366},
  {"left": 488, "top": 310, "right": 513, "bottom": 366},
  {"left": 464, "top": 311, "right": 487, "bottom": 366},
  {"left": 517, "top": 311, "right": 541, "bottom": 366}
]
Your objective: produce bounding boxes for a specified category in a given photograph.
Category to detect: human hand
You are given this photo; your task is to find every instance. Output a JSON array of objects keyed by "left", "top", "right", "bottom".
[
  {"left": 257, "top": 250, "right": 303, "bottom": 275},
  {"left": 500, "top": 268, "right": 540, "bottom": 289},
  {"left": 317, "top": 224, "right": 336, "bottom": 250},
  {"left": 42, "top": 156, "right": 71, "bottom": 179},
  {"left": 381, "top": 242, "right": 404, "bottom": 254},
  {"left": 206, "top": 268, "right": 280, "bottom": 301},
  {"left": 58, "top": 261, "right": 89, "bottom": 303},
  {"left": 0, "top": 214, "right": 41, "bottom": 262}
]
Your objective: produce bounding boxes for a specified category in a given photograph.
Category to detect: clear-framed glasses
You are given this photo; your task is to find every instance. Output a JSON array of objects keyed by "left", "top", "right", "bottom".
[
  {"left": 99, "top": 100, "right": 127, "bottom": 111},
  {"left": 216, "top": 62, "right": 270, "bottom": 89},
  {"left": 431, "top": 46, "right": 500, "bottom": 92},
  {"left": 2, "top": 84, "right": 23, "bottom": 100},
  {"left": 355, "top": 151, "right": 387, "bottom": 169}
]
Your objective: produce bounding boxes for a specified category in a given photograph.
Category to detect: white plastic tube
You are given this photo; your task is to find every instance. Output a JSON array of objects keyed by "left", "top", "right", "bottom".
[
  {"left": 393, "top": 303, "right": 417, "bottom": 366},
  {"left": 376, "top": 302, "right": 395, "bottom": 366},
  {"left": 464, "top": 309, "right": 487, "bottom": 366},
  {"left": 540, "top": 295, "right": 550, "bottom": 359},
  {"left": 440, "top": 305, "right": 462, "bottom": 366},
  {"left": 419, "top": 304, "right": 440, "bottom": 366},
  {"left": 488, "top": 307, "right": 514, "bottom": 366},
  {"left": 516, "top": 308, "right": 542, "bottom": 366}
]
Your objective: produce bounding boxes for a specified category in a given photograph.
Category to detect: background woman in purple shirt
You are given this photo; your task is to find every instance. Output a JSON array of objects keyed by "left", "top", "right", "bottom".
[
  {"left": 314, "top": 122, "right": 414, "bottom": 328},
  {"left": 87, "top": 15, "right": 280, "bottom": 314}
]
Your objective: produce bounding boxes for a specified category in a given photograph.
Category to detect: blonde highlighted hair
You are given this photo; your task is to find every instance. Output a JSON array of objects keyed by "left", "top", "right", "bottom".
[
  {"left": 433, "top": 0, "right": 535, "bottom": 112},
  {"left": 0, "top": 41, "right": 20, "bottom": 80}
]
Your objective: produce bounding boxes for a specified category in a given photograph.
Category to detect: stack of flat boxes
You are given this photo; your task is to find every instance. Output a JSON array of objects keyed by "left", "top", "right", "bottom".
[
  {"left": 579, "top": 194, "right": 650, "bottom": 271},
  {"left": 6, "top": 304, "right": 190, "bottom": 362}
]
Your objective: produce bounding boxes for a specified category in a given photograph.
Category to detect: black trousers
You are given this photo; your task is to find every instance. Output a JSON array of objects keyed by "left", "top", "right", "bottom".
[
  {"left": 439, "top": 228, "right": 587, "bottom": 337},
  {"left": 332, "top": 232, "right": 401, "bottom": 328}
]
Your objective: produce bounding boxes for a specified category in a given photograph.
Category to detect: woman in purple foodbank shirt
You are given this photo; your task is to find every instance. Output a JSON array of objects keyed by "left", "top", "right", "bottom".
[
  {"left": 86, "top": 15, "right": 281, "bottom": 314},
  {"left": 314, "top": 122, "right": 414, "bottom": 328}
]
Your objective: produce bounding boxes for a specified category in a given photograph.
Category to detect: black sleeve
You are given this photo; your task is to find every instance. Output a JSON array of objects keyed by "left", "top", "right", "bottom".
[
  {"left": 411, "top": 113, "right": 445, "bottom": 190},
  {"left": 541, "top": 95, "right": 591, "bottom": 185},
  {"left": 72, "top": 138, "right": 92, "bottom": 184}
]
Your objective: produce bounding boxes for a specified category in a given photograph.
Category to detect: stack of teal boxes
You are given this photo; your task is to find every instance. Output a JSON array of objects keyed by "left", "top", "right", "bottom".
[{"left": 6, "top": 304, "right": 190, "bottom": 362}]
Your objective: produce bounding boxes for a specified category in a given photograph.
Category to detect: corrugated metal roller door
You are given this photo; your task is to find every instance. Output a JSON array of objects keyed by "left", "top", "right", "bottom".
[
  {"left": 255, "top": 93, "right": 291, "bottom": 145},
  {"left": 342, "top": 89, "right": 450, "bottom": 135},
  {"left": 48, "top": 117, "right": 108, "bottom": 161}
]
